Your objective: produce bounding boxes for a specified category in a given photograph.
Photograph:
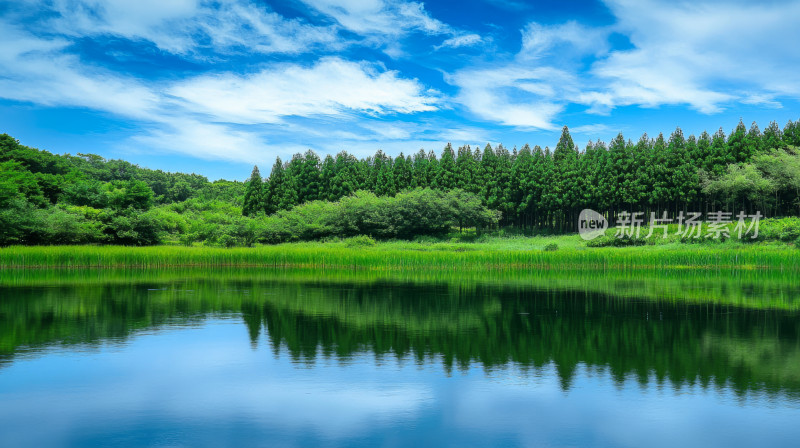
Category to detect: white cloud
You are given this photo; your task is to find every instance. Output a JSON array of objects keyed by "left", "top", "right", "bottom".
[
  {"left": 520, "top": 21, "right": 609, "bottom": 60},
  {"left": 0, "top": 19, "right": 441, "bottom": 163},
  {"left": 43, "top": 0, "right": 340, "bottom": 55},
  {"left": 0, "top": 22, "right": 160, "bottom": 120},
  {"left": 585, "top": 0, "right": 800, "bottom": 113},
  {"left": 131, "top": 120, "right": 271, "bottom": 163},
  {"left": 446, "top": 21, "right": 613, "bottom": 130},
  {"left": 448, "top": 0, "right": 800, "bottom": 129},
  {"left": 168, "top": 57, "right": 439, "bottom": 124},
  {"left": 300, "top": 0, "right": 451, "bottom": 37},
  {"left": 741, "top": 95, "right": 783, "bottom": 109},
  {"left": 435, "top": 33, "right": 483, "bottom": 50},
  {"left": 570, "top": 124, "right": 612, "bottom": 135}
]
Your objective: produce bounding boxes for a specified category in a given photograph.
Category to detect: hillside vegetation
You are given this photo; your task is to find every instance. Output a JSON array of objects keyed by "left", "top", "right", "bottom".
[{"left": 1, "top": 118, "right": 799, "bottom": 247}]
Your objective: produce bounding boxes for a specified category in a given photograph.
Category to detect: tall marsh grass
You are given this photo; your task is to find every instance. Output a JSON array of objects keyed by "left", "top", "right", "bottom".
[{"left": 1, "top": 243, "right": 798, "bottom": 271}]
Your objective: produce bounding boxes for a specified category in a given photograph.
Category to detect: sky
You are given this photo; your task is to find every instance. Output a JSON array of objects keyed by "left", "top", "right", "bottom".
[{"left": 1, "top": 0, "right": 799, "bottom": 181}]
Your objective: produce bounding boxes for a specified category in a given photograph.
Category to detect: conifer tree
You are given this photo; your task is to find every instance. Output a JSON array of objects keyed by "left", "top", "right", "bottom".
[
  {"left": 455, "top": 145, "right": 479, "bottom": 193},
  {"left": 265, "top": 157, "right": 297, "bottom": 214},
  {"left": 392, "top": 153, "right": 413, "bottom": 192},
  {"left": 412, "top": 149, "right": 429, "bottom": 188},
  {"left": 320, "top": 154, "right": 336, "bottom": 201},
  {"left": 437, "top": 143, "right": 457, "bottom": 190},
  {"left": 242, "top": 165, "right": 264, "bottom": 217},
  {"left": 763, "top": 121, "right": 784, "bottom": 149}
]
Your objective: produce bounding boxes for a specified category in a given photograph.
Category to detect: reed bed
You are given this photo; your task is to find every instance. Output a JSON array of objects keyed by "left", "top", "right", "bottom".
[{"left": 1, "top": 244, "right": 798, "bottom": 271}]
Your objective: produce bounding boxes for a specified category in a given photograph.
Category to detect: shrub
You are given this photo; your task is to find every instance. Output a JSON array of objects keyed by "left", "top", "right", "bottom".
[
  {"left": 587, "top": 235, "right": 647, "bottom": 247},
  {"left": 543, "top": 243, "right": 559, "bottom": 251},
  {"left": 255, "top": 189, "right": 498, "bottom": 244},
  {"left": 344, "top": 235, "right": 376, "bottom": 247}
]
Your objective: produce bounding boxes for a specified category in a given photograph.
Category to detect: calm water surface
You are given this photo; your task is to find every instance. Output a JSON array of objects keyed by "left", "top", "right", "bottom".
[{"left": 1, "top": 268, "right": 799, "bottom": 447}]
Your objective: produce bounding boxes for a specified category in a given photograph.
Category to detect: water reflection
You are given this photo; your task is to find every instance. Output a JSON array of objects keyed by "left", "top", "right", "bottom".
[{"left": 2, "top": 268, "right": 799, "bottom": 400}]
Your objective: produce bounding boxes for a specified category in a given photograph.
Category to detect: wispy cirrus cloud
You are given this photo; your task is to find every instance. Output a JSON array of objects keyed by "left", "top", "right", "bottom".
[
  {"left": 435, "top": 33, "right": 483, "bottom": 50},
  {"left": 299, "top": 0, "right": 451, "bottom": 37},
  {"left": 448, "top": 21, "right": 602, "bottom": 131},
  {"left": 0, "top": 21, "right": 160, "bottom": 119},
  {"left": 29, "top": 0, "right": 341, "bottom": 56}
]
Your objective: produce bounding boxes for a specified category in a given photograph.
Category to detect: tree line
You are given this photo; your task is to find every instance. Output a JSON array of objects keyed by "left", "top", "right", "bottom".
[
  {"left": 244, "top": 119, "right": 800, "bottom": 230},
  {"left": 1, "top": 117, "right": 799, "bottom": 246}
]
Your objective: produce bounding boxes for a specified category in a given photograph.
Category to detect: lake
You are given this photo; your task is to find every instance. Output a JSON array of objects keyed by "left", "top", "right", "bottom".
[{"left": 1, "top": 267, "right": 799, "bottom": 447}]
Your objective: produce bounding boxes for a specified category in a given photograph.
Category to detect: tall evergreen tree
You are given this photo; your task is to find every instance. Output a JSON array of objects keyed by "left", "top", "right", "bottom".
[
  {"left": 320, "top": 155, "right": 336, "bottom": 201},
  {"left": 412, "top": 149, "right": 429, "bottom": 188},
  {"left": 437, "top": 143, "right": 457, "bottom": 190},
  {"left": 727, "top": 120, "right": 747, "bottom": 163},
  {"left": 455, "top": 145, "right": 479, "bottom": 194},
  {"left": 392, "top": 153, "right": 413, "bottom": 192},
  {"left": 265, "top": 157, "right": 297, "bottom": 214},
  {"left": 296, "top": 150, "right": 322, "bottom": 203},
  {"left": 330, "top": 151, "right": 358, "bottom": 199},
  {"left": 763, "top": 121, "right": 784, "bottom": 149},
  {"left": 242, "top": 165, "right": 264, "bottom": 217},
  {"left": 783, "top": 120, "right": 800, "bottom": 146}
]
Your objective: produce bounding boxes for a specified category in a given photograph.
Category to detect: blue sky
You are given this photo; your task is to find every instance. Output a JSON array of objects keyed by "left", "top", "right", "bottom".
[{"left": 1, "top": 0, "right": 799, "bottom": 181}]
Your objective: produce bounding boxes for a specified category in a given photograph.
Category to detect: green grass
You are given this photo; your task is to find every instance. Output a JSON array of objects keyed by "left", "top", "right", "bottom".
[{"left": 1, "top": 233, "right": 798, "bottom": 271}]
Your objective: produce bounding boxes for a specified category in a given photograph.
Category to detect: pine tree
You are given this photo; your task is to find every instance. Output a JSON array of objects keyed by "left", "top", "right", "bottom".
[
  {"left": 330, "top": 151, "right": 358, "bottom": 199},
  {"left": 763, "top": 121, "right": 784, "bottom": 150},
  {"left": 436, "top": 143, "right": 457, "bottom": 190},
  {"left": 412, "top": 149, "right": 429, "bottom": 188},
  {"left": 511, "top": 144, "right": 534, "bottom": 226},
  {"left": 668, "top": 128, "right": 696, "bottom": 213},
  {"left": 455, "top": 145, "right": 479, "bottom": 193},
  {"left": 242, "top": 165, "right": 264, "bottom": 217},
  {"left": 649, "top": 133, "right": 670, "bottom": 210},
  {"left": 375, "top": 155, "right": 396, "bottom": 197},
  {"left": 426, "top": 150, "right": 440, "bottom": 188},
  {"left": 320, "top": 154, "right": 336, "bottom": 201},
  {"left": 553, "top": 126, "right": 579, "bottom": 229},
  {"left": 693, "top": 131, "right": 712, "bottom": 169},
  {"left": 744, "top": 122, "right": 763, "bottom": 160},
  {"left": 392, "top": 153, "right": 413, "bottom": 192},
  {"left": 539, "top": 147, "right": 560, "bottom": 229},
  {"left": 709, "top": 128, "right": 729, "bottom": 175},
  {"left": 727, "top": 120, "right": 747, "bottom": 163},
  {"left": 297, "top": 150, "right": 322, "bottom": 203},
  {"left": 265, "top": 157, "right": 297, "bottom": 214},
  {"left": 783, "top": 120, "right": 800, "bottom": 147}
]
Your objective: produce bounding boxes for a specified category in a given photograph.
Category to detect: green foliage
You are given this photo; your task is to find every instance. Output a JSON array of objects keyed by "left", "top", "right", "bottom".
[
  {"left": 758, "top": 217, "right": 800, "bottom": 242},
  {"left": 2, "top": 117, "right": 800, "bottom": 248},
  {"left": 107, "top": 180, "right": 154, "bottom": 210},
  {"left": 586, "top": 235, "right": 647, "bottom": 247},
  {"left": 242, "top": 166, "right": 264, "bottom": 217},
  {"left": 543, "top": 243, "right": 559, "bottom": 251},
  {"left": 256, "top": 188, "right": 499, "bottom": 243},
  {"left": 344, "top": 235, "right": 377, "bottom": 247}
]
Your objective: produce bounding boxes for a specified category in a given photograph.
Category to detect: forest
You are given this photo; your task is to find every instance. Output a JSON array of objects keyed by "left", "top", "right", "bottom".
[{"left": 1, "top": 118, "right": 799, "bottom": 247}]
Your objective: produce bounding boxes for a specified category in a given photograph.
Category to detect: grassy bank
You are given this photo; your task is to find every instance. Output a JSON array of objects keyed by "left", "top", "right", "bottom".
[{"left": 1, "top": 234, "right": 798, "bottom": 270}]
